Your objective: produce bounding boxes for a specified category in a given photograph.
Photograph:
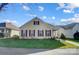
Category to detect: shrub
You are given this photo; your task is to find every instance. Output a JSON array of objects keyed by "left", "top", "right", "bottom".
[
  {"left": 73, "top": 31, "right": 79, "bottom": 40},
  {"left": 0, "top": 33, "right": 4, "bottom": 38},
  {"left": 52, "top": 37, "right": 56, "bottom": 40},
  {"left": 12, "top": 35, "right": 19, "bottom": 39},
  {"left": 60, "top": 33, "right": 66, "bottom": 39}
]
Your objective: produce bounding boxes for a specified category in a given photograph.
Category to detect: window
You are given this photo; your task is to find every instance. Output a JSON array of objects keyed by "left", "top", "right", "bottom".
[
  {"left": 0, "top": 29, "right": 4, "bottom": 32},
  {"left": 21, "top": 30, "right": 27, "bottom": 37},
  {"left": 33, "top": 21, "right": 39, "bottom": 25},
  {"left": 21, "top": 30, "right": 23, "bottom": 37},
  {"left": 25, "top": 30, "right": 27, "bottom": 37},
  {"left": 45, "top": 30, "right": 51, "bottom": 36},
  {"left": 29, "top": 30, "right": 35, "bottom": 37},
  {"left": 38, "top": 30, "right": 44, "bottom": 36}
]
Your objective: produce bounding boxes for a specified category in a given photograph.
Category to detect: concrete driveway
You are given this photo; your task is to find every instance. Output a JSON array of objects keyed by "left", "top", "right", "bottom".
[
  {"left": 0, "top": 47, "right": 79, "bottom": 55},
  {"left": 0, "top": 47, "right": 50, "bottom": 55}
]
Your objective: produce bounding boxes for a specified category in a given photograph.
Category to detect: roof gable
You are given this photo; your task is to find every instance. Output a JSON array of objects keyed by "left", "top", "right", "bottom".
[
  {"left": 60, "top": 23, "right": 79, "bottom": 30},
  {"left": 20, "top": 17, "right": 56, "bottom": 30},
  {"left": 0, "top": 22, "right": 19, "bottom": 30}
]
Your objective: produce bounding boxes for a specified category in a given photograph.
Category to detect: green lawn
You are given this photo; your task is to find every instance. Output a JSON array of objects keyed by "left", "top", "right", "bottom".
[{"left": 0, "top": 38, "right": 64, "bottom": 49}]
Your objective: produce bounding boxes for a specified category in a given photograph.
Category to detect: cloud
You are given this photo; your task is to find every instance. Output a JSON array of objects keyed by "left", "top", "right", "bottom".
[
  {"left": 22, "top": 5, "right": 30, "bottom": 11},
  {"left": 3, "top": 19, "right": 18, "bottom": 24},
  {"left": 42, "top": 16, "right": 56, "bottom": 20},
  {"left": 42, "top": 16, "right": 47, "bottom": 19},
  {"left": 61, "top": 13, "right": 79, "bottom": 23},
  {"left": 74, "top": 14, "right": 79, "bottom": 17},
  {"left": 61, "top": 18, "right": 79, "bottom": 23},
  {"left": 63, "top": 9, "right": 73, "bottom": 13},
  {"left": 26, "top": 14, "right": 37, "bottom": 17},
  {"left": 52, "top": 16, "right": 55, "bottom": 19},
  {"left": 57, "top": 3, "right": 79, "bottom": 13},
  {"left": 38, "top": 6, "right": 44, "bottom": 11},
  {"left": 4, "top": 19, "right": 17, "bottom": 23}
]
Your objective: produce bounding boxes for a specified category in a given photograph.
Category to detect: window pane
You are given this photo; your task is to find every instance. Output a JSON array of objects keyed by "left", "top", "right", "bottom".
[
  {"left": 29, "top": 30, "right": 35, "bottom": 37},
  {"left": 29, "top": 30, "right": 31, "bottom": 36},
  {"left": 25, "top": 30, "right": 27, "bottom": 37},
  {"left": 45, "top": 30, "right": 51, "bottom": 36},
  {"left": 21, "top": 30, "right": 23, "bottom": 36},
  {"left": 38, "top": 30, "right": 44, "bottom": 36},
  {"left": 33, "top": 21, "right": 39, "bottom": 25}
]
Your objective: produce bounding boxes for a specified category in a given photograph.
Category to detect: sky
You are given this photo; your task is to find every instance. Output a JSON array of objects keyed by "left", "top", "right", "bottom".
[{"left": 0, "top": 3, "right": 79, "bottom": 26}]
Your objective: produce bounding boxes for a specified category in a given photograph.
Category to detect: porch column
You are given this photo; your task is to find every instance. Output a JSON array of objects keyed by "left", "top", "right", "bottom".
[{"left": 3, "top": 28, "right": 6, "bottom": 38}]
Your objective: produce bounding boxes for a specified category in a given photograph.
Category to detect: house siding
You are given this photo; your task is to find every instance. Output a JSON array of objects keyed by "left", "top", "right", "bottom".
[
  {"left": 10, "top": 30, "right": 20, "bottom": 37},
  {"left": 20, "top": 18, "right": 54, "bottom": 39}
]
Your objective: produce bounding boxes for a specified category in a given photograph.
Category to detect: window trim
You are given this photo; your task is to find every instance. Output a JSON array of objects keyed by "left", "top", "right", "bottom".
[
  {"left": 45, "top": 30, "right": 51, "bottom": 36},
  {"left": 38, "top": 30, "right": 44, "bottom": 36},
  {"left": 33, "top": 21, "right": 39, "bottom": 25}
]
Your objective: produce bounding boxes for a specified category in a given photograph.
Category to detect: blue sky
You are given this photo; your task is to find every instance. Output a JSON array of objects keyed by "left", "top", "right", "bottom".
[{"left": 0, "top": 3, "right": 79, "bottom": 26}]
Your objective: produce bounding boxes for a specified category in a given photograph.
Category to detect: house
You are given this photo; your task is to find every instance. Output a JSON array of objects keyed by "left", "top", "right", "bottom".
[
  {"left": 20, "top": 17, "right": 57, "bottom": 39},
  {"left": 0, "top": 22, "right": 20, "bottom": 38},
  {"left": 20, "top": 17, "right": 79, "bottom": 39},
  {"left": 62, "top": 23, "right": 79, "bottom": 38}
]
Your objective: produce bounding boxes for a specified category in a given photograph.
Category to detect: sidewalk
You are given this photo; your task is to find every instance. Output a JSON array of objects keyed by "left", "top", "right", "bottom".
[{"left": 28, "top": 48, "right": 79, "bottom": 55}]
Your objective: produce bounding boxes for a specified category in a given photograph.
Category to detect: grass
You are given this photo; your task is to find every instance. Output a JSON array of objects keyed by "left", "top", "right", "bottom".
[{"left": 0, "top": 38, "right": 65, "bottom": 49}]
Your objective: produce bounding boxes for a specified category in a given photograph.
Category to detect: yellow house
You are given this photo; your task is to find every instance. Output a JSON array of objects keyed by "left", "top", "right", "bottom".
[{"left": 0, "top": 22, "right": 20, "bottom": 38}]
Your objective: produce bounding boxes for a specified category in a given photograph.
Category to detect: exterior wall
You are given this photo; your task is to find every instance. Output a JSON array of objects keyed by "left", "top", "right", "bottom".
[
  {"left": 54, "top": 28, "right": 65, "bottom": 38},
  {"left": 72, "top": 24, "right": 79, "bottom": 38},
  {"left": 20, "top": 29, "right": 54, "bottom": 39},
  {"left": 62, "top": 24, "right": 79, "bottom": 38},
  {"left": 55, "top": 28, "right": 74, "bottom": 38},
  {"left": 0, "top": 27, "right": 20, "bottom": 38},
  {"left": 64, "top": 29, "right": 73, "bottom": 38},
  {"left": 10, "top": 30, "right": 20, "bottom": 37},
  {"left": 72, "top": 24, "right": 79, "bottom": 33}
]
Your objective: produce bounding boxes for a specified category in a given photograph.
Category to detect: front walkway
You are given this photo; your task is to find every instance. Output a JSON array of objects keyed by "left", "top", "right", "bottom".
[
  {"left": 58, "top": 39, "right": 79, "bottom": 47},
  {"left": 65, "top": 40, "right": 79, "bottom": 46}
]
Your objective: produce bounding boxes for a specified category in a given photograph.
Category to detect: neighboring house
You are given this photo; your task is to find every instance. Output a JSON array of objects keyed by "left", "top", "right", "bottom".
[
  {"left": 58, "top": 23, "right": 79, "bottom": 38},
  {"left": 20, "top": 17, "right": 57, "bottom": 39},
  {"left": 0, "top": 22, "right": 20, "bottom": 38}
]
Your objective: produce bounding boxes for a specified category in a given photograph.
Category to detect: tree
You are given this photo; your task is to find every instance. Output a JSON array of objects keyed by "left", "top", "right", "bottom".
[
  {"left": 73, "top": 31, "right": 79, "bottom": 40},
  {"left": 60, "top": 33, "right": 66, "bottom": 39},
  {"left": 0, "top": 3, "right": 8, "bottom": 11}
]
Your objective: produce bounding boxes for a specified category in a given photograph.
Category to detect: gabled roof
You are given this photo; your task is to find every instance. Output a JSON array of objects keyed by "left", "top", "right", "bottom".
[
  {"left": 0, "top": 22, "right": 19, "bottom": 30},
  {"left": 20, "top": 17, "right": 57, "bottom": 30},
  {"left": 20, "top": 17, "right": 44, "bottom": 28},
  {"left": 60, "top": 23, "right": 79, "bottom": 30}
]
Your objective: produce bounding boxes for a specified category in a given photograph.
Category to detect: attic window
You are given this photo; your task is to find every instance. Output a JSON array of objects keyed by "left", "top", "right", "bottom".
[{"left": 33, "top": 21, "right": 39, "bottom": 25}]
